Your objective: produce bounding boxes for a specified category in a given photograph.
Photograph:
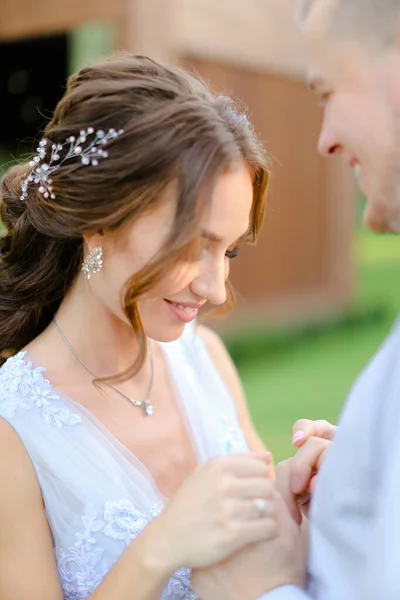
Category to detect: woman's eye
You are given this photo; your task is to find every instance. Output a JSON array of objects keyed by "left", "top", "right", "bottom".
[{"left": 225, "top": 245, "right": 239, "bottom": 260}]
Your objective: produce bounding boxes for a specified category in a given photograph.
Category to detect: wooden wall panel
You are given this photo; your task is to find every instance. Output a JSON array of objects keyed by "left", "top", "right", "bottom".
[
  {"left": 172, "top": 0, "right": 307, "bottom": 79},
  {"left": 0, "top": 0, "right": 122, "bottom": 41}
]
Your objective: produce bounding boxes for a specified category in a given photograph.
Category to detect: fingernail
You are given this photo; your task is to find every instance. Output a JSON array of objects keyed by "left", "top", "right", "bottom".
[{"left": 292, "top": 431, "right": 305, "bottom": 445}]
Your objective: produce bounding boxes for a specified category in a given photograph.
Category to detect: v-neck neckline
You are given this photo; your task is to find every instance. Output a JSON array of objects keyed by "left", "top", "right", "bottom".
[{"left": 19, "top": 345, "right": 203, "bottom": 503}]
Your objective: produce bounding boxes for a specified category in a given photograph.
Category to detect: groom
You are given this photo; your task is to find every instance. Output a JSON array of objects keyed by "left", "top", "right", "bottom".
[{"left": 192, "top": 0, "right": 400, "bottom": 598}]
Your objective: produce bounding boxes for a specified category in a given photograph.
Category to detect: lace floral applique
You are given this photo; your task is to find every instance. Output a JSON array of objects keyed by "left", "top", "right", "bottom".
[
  {"left": 161, "top": 567, "right": 199, "bottom": 600},
  {"left": 57, "top": 504, "right": 106, "bottom": 600},
  {"left": 57, "top": 501, "right": 197, "bottom": 600},
  {"left": 220, "top": 412, "right": 249, "bottom": 455},
  {"left": 103, "top": 499, "right": 160, "bottom": 545},
  {"left": 0, "top": 351, "right": 81, "bottom": 427}
]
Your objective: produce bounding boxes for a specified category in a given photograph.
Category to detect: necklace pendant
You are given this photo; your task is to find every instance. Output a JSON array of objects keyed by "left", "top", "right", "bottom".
[{"left": 143, "top": 399, "right": 154, "bottom": 416}]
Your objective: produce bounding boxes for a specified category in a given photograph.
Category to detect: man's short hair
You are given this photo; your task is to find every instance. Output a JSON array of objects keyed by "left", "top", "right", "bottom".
[{"left": 296, "top": 0, "right": 400, "bottom": 48}]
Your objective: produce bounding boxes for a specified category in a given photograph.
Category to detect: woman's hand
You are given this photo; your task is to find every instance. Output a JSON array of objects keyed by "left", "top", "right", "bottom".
[
  {"left": 292, "top": 418, "right": 336, "bottom": 448},
  {"left": 192, "top": 486, "right": 306, "bottom": 600},
  {"left": 277, "top": 419, "right": 336, "bottom": 524},
  {"left": 153, "top": 453, "right": 277, "bottom": 570}
]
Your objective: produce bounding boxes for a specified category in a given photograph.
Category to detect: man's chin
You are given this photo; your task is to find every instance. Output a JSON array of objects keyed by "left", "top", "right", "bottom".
[{"left": 364, "top": 200, "right": 400, "bottom": 233}]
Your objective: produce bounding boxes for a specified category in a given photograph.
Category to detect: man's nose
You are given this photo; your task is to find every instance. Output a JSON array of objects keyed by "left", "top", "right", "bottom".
[{"left": 317, "top": 122, "right": 341, "bottom": 158}]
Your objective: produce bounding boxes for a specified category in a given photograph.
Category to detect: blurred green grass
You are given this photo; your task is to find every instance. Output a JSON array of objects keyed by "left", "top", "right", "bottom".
[{"left": 234, "top": 231, "right": 400, "bottom": 462}]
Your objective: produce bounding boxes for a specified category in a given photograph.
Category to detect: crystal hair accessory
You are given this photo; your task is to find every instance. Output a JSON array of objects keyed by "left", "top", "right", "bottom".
[{"left": 20, "top": 127, "right": 124, "bottom": 202}]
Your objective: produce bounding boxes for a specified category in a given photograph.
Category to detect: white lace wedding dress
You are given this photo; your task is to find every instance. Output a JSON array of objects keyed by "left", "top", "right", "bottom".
[{"left": 0, "top": 322, "right": 250, "bottom": 599}]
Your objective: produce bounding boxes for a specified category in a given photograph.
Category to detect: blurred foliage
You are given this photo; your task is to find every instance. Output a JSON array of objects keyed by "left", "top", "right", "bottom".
[{"left": 236, "top": 231, "right": 400, "bottom": 462}]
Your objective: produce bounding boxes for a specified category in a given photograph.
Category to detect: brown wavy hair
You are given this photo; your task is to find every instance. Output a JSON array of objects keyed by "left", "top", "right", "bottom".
[{"left": 0, "top": 52, "right": 270, "bottom": 379}]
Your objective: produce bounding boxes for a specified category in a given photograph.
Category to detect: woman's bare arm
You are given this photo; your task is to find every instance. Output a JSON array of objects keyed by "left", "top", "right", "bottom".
[{"left": 0, "top": 417, "right": 64, "bottom": 600}]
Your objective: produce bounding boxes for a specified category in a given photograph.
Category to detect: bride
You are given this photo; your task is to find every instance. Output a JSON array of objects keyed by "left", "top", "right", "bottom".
[{"left": 0, "top": 51, "right": 321, "bottom": 600}]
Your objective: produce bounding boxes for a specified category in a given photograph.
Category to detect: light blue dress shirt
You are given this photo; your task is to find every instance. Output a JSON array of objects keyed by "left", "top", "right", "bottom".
[
  {"left": 259, "top": 586, "right": 308, "bottom": 599},
  {"left": 258, "top": 317, "right": 400, "bottom": 600}
]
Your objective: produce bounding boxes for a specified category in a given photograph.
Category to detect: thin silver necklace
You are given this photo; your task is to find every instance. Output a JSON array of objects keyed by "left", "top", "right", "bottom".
[{"left": 53, "top": 316, "right": 155, "bottom": 416}]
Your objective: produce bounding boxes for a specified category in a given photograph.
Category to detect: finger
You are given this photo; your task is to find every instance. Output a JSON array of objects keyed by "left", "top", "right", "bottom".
[
  {"left": 235, "top": 497, "right": 274, "bottom": 520},
  {"left": 217, "top": 454, "right": 271, "bottom": 478},
  {"left": 294, "top": 489, "right": 311, "bottom": 508},
  {"left": 235, "top": 515, "right": 278, "bottom": 547},
  {"left": 237, "top": 477, "right": 275, "bottom": 500},
  {"left": 292, "top": 419, "right": 336, "bottom": 447},
  {"left": 291, "top": 437, "right": 329, "bottom": 494},
  {"left": 274, "top": 488, "right": 305, "bottom": 532},
  {"left": 309, "top": 473, "right": 318, "bottom": 495},
  {"left": 295, "top": 474, "right": 319, "bottom": 518},
  {"left": 250, "top": 451, "right": 275, "bottom": 479},
  {"left": 251, "top": 451, "right": 273, "bottom": 466},
  {"left": 276, "top": 459, "right": 302, "bottom": 526}
]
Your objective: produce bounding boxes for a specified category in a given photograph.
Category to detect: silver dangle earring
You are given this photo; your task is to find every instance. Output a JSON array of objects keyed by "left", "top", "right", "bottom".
[{"left": 81, "top": 245, "right": 103, "bottom": 279}]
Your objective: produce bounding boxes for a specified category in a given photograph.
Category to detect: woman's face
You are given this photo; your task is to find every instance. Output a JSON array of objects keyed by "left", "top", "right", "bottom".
[{"left": 85, "top": 161, "right": 254, "bottom": 342}]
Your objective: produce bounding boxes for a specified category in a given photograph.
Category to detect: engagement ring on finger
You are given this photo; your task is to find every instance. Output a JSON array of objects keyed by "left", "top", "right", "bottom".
[{"left": 255, "top": 498, "right": 268, "bottom": 518}]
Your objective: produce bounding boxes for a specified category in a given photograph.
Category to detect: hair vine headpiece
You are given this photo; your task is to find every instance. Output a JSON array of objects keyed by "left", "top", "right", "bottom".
[{"left": 20, "top": 127, "right": 124, "bottom": 202}]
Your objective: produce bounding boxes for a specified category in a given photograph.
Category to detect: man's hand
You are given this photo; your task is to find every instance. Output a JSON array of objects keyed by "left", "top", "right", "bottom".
[
  {"left": 191, "top": 487, "right": 306, "bottom": 600},
  {"left": 277, "top": 419, "right": 336, "bottom": 524}
]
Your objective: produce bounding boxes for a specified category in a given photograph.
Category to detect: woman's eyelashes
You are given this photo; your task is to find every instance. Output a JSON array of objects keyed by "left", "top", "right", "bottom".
[
  {"left": 225, "top": 245, "right": 239, "bottom": 260},
  {"left": 196, "top": 238, "right": 240, "bottom": 260}
]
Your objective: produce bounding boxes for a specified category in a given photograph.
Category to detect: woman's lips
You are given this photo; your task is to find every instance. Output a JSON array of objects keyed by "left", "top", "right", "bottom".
[{"left": 164, "top": 300, "right": 199, "bottom": 323}]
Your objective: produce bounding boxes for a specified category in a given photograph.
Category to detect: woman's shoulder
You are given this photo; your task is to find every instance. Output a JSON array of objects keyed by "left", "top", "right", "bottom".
[
  {"left": 195, "top": 325, "right": 267, "bottom": 453},
  {"left": 0, "top": 415, "right": 64, "bottom": 599},
  {"left": 195, "top": 325, "right": 242, "bottom": 399},
  {"left": 0, "top": 412, "right": 42, "bottom": 503},
  {"left": 0, "top": 350, "right": 44, "bottom": 391},
  {"left": 0, "top": 353, "right": 55, "bottom": 488},
  {"left": 0, "top": 351, "right": 35, "bottom": 418},
  {"left": 0, "top": 350, "right": 81, "bottom": 427},
  {"left": 0, "top": 407, "right": 29, "bottom": 451}
]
